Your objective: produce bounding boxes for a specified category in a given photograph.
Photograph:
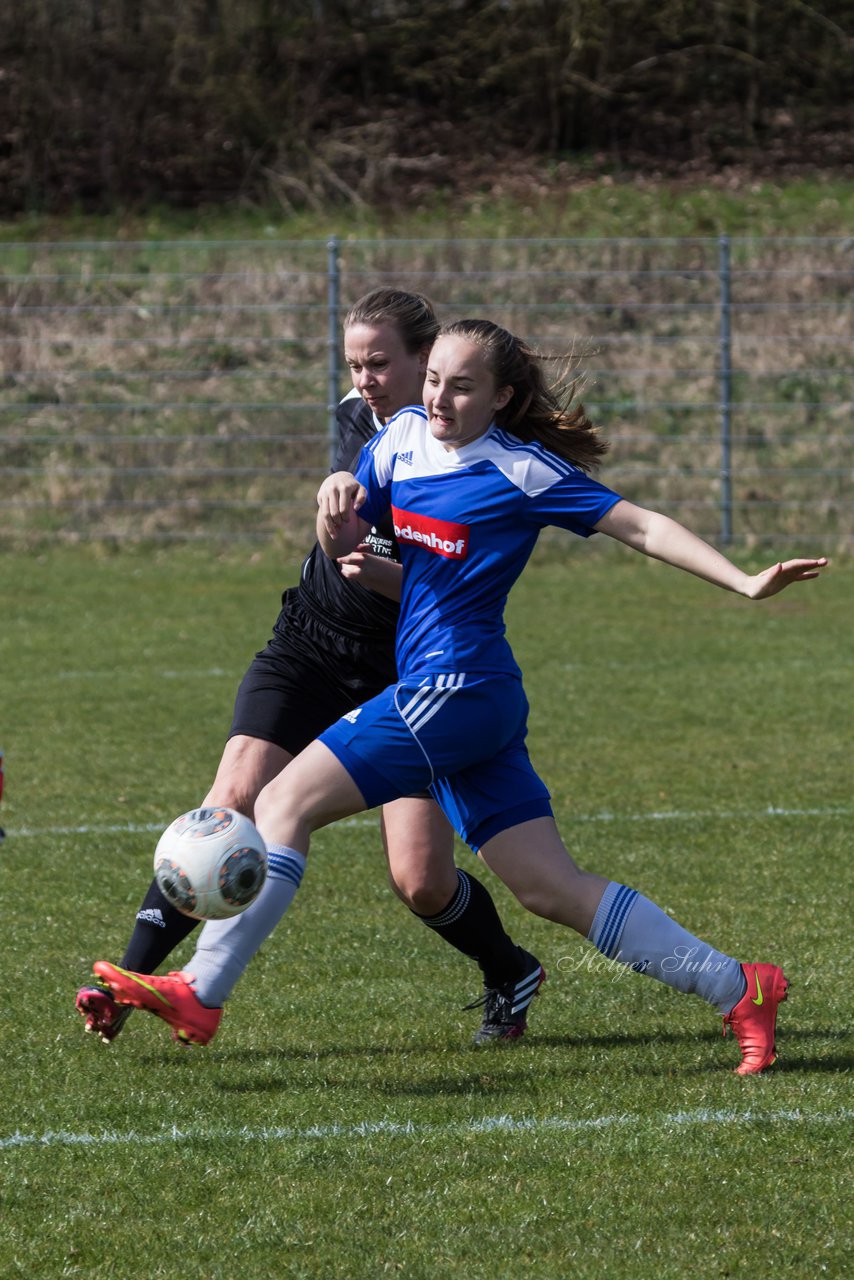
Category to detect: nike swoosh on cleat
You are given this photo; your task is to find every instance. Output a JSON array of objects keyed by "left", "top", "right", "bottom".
[
  {"left": 113, "top": 967, "right": 175, "bottom": 1009},
  {"left": 751, "top": 972, "right": 764, "bottom": 1006}
]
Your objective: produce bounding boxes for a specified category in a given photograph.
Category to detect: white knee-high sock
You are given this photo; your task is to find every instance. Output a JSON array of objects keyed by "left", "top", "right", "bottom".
[
  {"left": 587, "top": 882, "right": 747, "bottom": 1014},
  {"left": 188, "top": 845, "right": 306, "bottom": 1007}
]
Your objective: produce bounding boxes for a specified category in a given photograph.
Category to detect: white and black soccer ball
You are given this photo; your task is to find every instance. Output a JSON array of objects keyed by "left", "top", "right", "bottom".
[{"left": 153, "top": 807, "right": 267, "bottom": 921}]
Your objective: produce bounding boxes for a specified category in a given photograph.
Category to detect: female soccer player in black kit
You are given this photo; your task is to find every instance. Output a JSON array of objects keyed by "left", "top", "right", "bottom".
[{"left": 76, "top": 289, "right": 544, "bottom": 1047}]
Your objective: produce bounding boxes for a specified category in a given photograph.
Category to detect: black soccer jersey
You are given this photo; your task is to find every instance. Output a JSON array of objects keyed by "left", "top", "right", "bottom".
[{"left": 295, "top": 389, "right": 401, "bottom": 639}]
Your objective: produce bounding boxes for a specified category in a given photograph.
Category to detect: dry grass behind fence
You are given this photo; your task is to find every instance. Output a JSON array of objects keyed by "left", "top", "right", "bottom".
[{"left": 1, "top": 237, "right": 851, "bottom": 549}]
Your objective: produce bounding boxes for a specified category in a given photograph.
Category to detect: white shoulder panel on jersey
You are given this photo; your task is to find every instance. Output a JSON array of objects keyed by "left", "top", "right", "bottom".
[
  {"left": 368, "top": 409, "right": 427, "bottom": 485},
  {"left": 371, "top": 412, "right": 585, "bottom": 501},
  {"left": 472, "top": 428, "right": 584, "bottom": 497}
]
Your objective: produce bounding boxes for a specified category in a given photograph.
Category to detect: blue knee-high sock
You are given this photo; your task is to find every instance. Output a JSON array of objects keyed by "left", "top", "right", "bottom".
[
  {"left": 587, "top": 882, "right": 747, "bottom": 1014},
  {"left": 188, "top": 845, "right": 306, "bottom": 1007}
]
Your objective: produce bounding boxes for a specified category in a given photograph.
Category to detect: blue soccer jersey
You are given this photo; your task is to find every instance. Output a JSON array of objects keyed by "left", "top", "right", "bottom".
[{"left": 354, "top": 407, "right": 623, "bottom": 679}]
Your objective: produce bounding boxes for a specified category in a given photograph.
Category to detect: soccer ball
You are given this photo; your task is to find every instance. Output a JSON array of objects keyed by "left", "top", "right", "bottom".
[{"left": 153, "top": 807, "right": 267, "bottom": 921}]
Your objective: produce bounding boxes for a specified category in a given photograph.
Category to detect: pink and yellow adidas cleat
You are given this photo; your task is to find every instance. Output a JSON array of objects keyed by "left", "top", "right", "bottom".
[
  {"left": 93, "top": 961, "right": 222, "bottom": 1046},
  {"left": 722, "top": 962, "right": 789, "bottom": 1075}
]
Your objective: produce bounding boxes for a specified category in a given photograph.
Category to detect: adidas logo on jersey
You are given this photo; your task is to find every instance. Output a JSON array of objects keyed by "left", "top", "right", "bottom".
[
  {"left": 397, "top": 450, "right": 414, "bottom": 465},
  {"left": 342, "top": 707, "right": 362, "bottom": 724}
]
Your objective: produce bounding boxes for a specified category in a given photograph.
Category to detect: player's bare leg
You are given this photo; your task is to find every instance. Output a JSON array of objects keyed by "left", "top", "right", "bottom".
[
  {"left": 479, "top": 818, "right": 607, "bottom": 935},
  {"left": 131, "top": 742, "right": 371, "bottom": 1025},
  {"left": 78, "top": 736, "right": 293, "bottom": 1044},
  {"left": 254, "top": 739, "right": 370, "bottom": 852},
  {"left": 480, "top": 816, "right": 784, "bottom": 1072},
  {"left": 382, "top": 795, "right": 458, "bottom": 914},
  {"left": 202, "top": 735, "right": 293, "bottom": 816},
  {"left": 383, "top": 795, "right": 546, "bottom": 1042}
]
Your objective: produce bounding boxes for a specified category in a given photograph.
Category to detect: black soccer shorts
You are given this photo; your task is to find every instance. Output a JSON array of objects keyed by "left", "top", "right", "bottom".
[{"left": 227, "top": 588, "right": 398, "bottom": 758}]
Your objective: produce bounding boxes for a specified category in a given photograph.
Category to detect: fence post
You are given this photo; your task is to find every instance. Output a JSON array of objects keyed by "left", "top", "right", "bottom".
[
  {"left": 327, "top": 235, "right": 341, "bottom": 469},
  {"left": 718, "top": 234, "right": 733, "bottom": 545}
]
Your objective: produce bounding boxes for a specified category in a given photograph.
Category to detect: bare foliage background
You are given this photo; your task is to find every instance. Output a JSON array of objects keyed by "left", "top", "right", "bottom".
[{"left": 2, "top": 0, "right": 852, "bottom": 213}]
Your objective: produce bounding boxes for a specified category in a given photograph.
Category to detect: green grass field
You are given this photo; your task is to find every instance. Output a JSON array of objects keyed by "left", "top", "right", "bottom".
[{"left": 1, "top": 542, "right": 851, "bottom": 1278}]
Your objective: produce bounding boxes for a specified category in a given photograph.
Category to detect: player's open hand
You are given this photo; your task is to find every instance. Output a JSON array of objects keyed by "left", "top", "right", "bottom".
[
  {"left": 743, "top": 557, "right": 828, "bottom": 599},
  {"left": 317, "top": 471, "right": 367, "bottom": 539}
]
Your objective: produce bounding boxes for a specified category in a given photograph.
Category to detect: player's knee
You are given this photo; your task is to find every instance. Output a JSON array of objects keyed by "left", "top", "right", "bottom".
[
  {"left": 204, "top": 780, "right": 255, "bottom": 819},
  {"left": 253, "top": 776, "right": 316, "bottom": 844},
  {"left": 512, "top": 883, "right": 559, "bottom": 922},
  {"left": 389, "top": 869, "right": 450, "bottom": 916}
]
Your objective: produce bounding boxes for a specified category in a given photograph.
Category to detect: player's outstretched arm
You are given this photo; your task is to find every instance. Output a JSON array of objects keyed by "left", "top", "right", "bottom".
[
  {"left": 595, "top": 500, "right": 827, "bottom": 598},
  {"left": 316, "top": 471, "right": 371, "bottom": 559}
]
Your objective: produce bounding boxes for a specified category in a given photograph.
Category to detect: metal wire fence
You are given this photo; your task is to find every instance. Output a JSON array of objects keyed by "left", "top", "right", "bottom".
[{"left": 1, "top": 236, "right": 851, "bottom": 549}]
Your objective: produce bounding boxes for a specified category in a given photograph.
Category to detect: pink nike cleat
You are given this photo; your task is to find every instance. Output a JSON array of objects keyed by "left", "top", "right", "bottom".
[
  {"left": 93, "top": 961, "right": 222, "bottom": 1046},
  {"left": 75, "top": 980, "right": 133, "bottom": 1044},
  {"left": 722, "top": 962, "right": 789, "bottom": 1075}
]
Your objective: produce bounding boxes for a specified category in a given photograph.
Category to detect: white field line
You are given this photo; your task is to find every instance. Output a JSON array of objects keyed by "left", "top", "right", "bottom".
[
  {"left": 7, "top": 816, "right": 378, "bottom": 838},
  {"left": 53, "top": 668, "right": 234, "bottom": 680},
  {"left": 2, "top": 1107, "right": 851, "bottom": 1153},
  {"left": 6, "top": 805, "right": 854, "bottom": 840}
]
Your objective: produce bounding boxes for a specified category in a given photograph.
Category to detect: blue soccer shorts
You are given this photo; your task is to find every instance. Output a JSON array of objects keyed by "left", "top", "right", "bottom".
[{"left": 318, "top": 673, "right": 553, "bottom": 850}]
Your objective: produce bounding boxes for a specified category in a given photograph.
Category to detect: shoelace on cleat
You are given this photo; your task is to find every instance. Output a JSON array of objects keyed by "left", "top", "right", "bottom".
[{"left": 463, "top": 987, "right": 510, "bottom": 1017}]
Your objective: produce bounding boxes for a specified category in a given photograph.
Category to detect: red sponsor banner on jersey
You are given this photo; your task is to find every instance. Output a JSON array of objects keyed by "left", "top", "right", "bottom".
[{"left": 392, "top": 505, "right": 470, "bottom": 559}]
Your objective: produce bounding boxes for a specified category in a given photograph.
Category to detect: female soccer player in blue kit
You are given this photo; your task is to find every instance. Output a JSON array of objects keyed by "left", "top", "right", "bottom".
[
  {"left": 98, "top": 318, "right": 827, "bottom": 1073},
  {"left": 81, "top": 294, "right": 544, "bottom": 1048}
]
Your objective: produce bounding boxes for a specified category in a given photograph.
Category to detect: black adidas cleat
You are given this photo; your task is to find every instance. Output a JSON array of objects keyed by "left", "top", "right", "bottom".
[{"left": 467, "top": 951, "right": 546, "bottom": 1045}]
